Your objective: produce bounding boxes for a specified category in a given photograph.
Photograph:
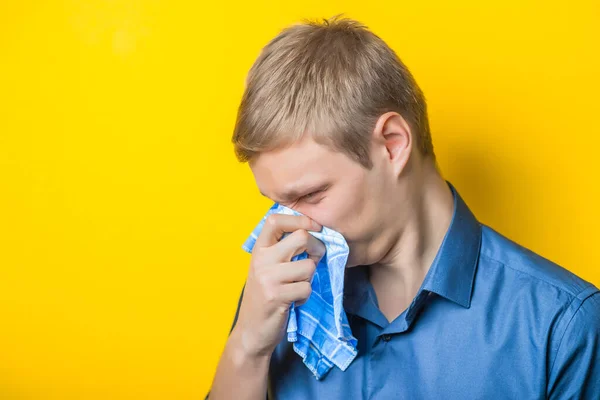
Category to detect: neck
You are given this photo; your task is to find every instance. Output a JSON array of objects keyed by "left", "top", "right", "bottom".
[{"left": 369, "top": 159, "right": 455, "bottom": 296}]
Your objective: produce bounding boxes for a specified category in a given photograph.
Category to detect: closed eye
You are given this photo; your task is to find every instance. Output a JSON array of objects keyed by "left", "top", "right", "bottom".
[
  {"left": 299, "top": 190, "right": 324, "bottom": 203},
  {"left": 301, "top": 192, "right": 318, "bottom": 200}
]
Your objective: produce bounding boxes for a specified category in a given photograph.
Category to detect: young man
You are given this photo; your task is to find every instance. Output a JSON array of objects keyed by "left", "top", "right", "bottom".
[{"left": 207, "top": 15, "right": 600, "bottom": 399}]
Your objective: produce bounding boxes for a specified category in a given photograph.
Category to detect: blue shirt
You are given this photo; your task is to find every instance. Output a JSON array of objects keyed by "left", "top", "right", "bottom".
[{"left": 208, "top": 181, "right": 600, "bottom": 399}]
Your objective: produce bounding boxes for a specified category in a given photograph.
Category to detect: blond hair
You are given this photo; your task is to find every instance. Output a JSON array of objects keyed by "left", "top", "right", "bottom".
[{"left": 232, "top": 14, "right": 435, "bottom": 169}]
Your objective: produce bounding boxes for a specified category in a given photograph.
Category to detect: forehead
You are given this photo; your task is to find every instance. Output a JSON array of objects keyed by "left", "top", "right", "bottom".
[{"left": 250, "top": 136, "right": 351, "bottom": 199}]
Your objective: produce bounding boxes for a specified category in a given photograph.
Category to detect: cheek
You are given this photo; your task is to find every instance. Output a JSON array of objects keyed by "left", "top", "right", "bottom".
[
  {"left": 320, "top": 196, "right": 366, "bottom": 240},
  {"left": 339, "top": 185, "right": 382, "bottom": 241},
  {"left": 304, "top": 176, "right": 372, "bottom": 236},
  {"left": 308, "top": 207, "right": 343, "bottom": 232},
  {"left": 302, "top": 199, "right": 351, "bottom": 234}
]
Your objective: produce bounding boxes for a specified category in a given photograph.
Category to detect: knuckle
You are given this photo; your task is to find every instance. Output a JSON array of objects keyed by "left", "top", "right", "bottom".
[
  {"left": 265, "top": 214, "right": 278, "bottom": 228},
  {"left": 250, "top": 254, "right": 263, "bottom": 270},
  {"left": 253, "top": 246, "right": 267, "bottom": 259},
  {"left": 295, "top": 229, "right": 311, "bottom": 242},
  {"left": 264, "top": 287, "right": 279, "bottom": 304},
  {"left": 254, "top": 268, "right": 270, "bottom": 286}
]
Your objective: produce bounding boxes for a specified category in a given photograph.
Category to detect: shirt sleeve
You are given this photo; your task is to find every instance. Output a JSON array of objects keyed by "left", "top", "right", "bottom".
[{"left": 547, "top": 289, "right": 600, "bottom": 399}]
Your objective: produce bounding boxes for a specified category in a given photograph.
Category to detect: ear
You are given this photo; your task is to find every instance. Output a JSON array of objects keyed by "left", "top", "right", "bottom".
[{"left": 373, "top": 111, "right": 412, "bottom": 176}]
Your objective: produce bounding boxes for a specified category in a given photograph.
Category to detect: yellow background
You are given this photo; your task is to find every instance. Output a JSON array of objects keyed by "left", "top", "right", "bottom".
[{"left": 1, "top": 1, "right": 598, "bottom": 398}]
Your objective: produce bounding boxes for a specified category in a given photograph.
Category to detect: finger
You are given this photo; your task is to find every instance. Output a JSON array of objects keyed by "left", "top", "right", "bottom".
[
  {"left": 254, "top": 213, "right": 322, "bottom": 250},
  {"left": 271, "top": 259, "right": 317, "bottom": 284},
  {"left": 271, "top": 229, "right": 326, "bottom": 264},
  {"left": 279, "top": 281, "right": 312, "bottom": 305}
]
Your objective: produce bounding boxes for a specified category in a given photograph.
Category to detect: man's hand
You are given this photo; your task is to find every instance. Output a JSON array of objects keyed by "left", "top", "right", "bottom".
[{"left": 232, "top": 213, "right": 326, "bottom": 358}]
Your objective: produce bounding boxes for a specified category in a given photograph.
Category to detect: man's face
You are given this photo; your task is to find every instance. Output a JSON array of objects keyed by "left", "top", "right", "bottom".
[{"left": 250, "top": 133, "right": 397, "bottom": 268}]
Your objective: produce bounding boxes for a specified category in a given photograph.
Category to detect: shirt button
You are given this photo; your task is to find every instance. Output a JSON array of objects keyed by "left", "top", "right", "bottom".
[{"left": 381, "top": 334, "right": 391, "bottom": 342}]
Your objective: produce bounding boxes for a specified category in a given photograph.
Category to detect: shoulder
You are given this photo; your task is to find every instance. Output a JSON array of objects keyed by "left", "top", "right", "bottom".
[
  {"left": 546, "top": 290, "right": 600, "bottom": 398},
  {"left": 477, "top": 224, "right": 600, "bottom": 392},
  {"left": 477, "top": 224, "right": 599, "bottom": 343},
  {"left": 479, "top": 224, "right": 598, "bottom": 298}
]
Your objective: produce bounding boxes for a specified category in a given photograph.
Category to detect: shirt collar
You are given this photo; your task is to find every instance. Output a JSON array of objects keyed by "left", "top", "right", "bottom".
[{"left": 344, "top": 180, "right": 482, "bottom": 314}]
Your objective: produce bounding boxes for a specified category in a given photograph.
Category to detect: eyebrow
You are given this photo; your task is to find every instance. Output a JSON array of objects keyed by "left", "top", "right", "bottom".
[{"left": 260, "top": 182, "right": 330, "bottom": 202}]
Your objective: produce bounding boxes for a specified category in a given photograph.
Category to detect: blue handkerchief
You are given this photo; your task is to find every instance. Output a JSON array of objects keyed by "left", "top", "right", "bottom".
[{"left": 242, "top": 202, "right": 358, "bottom": 380}]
